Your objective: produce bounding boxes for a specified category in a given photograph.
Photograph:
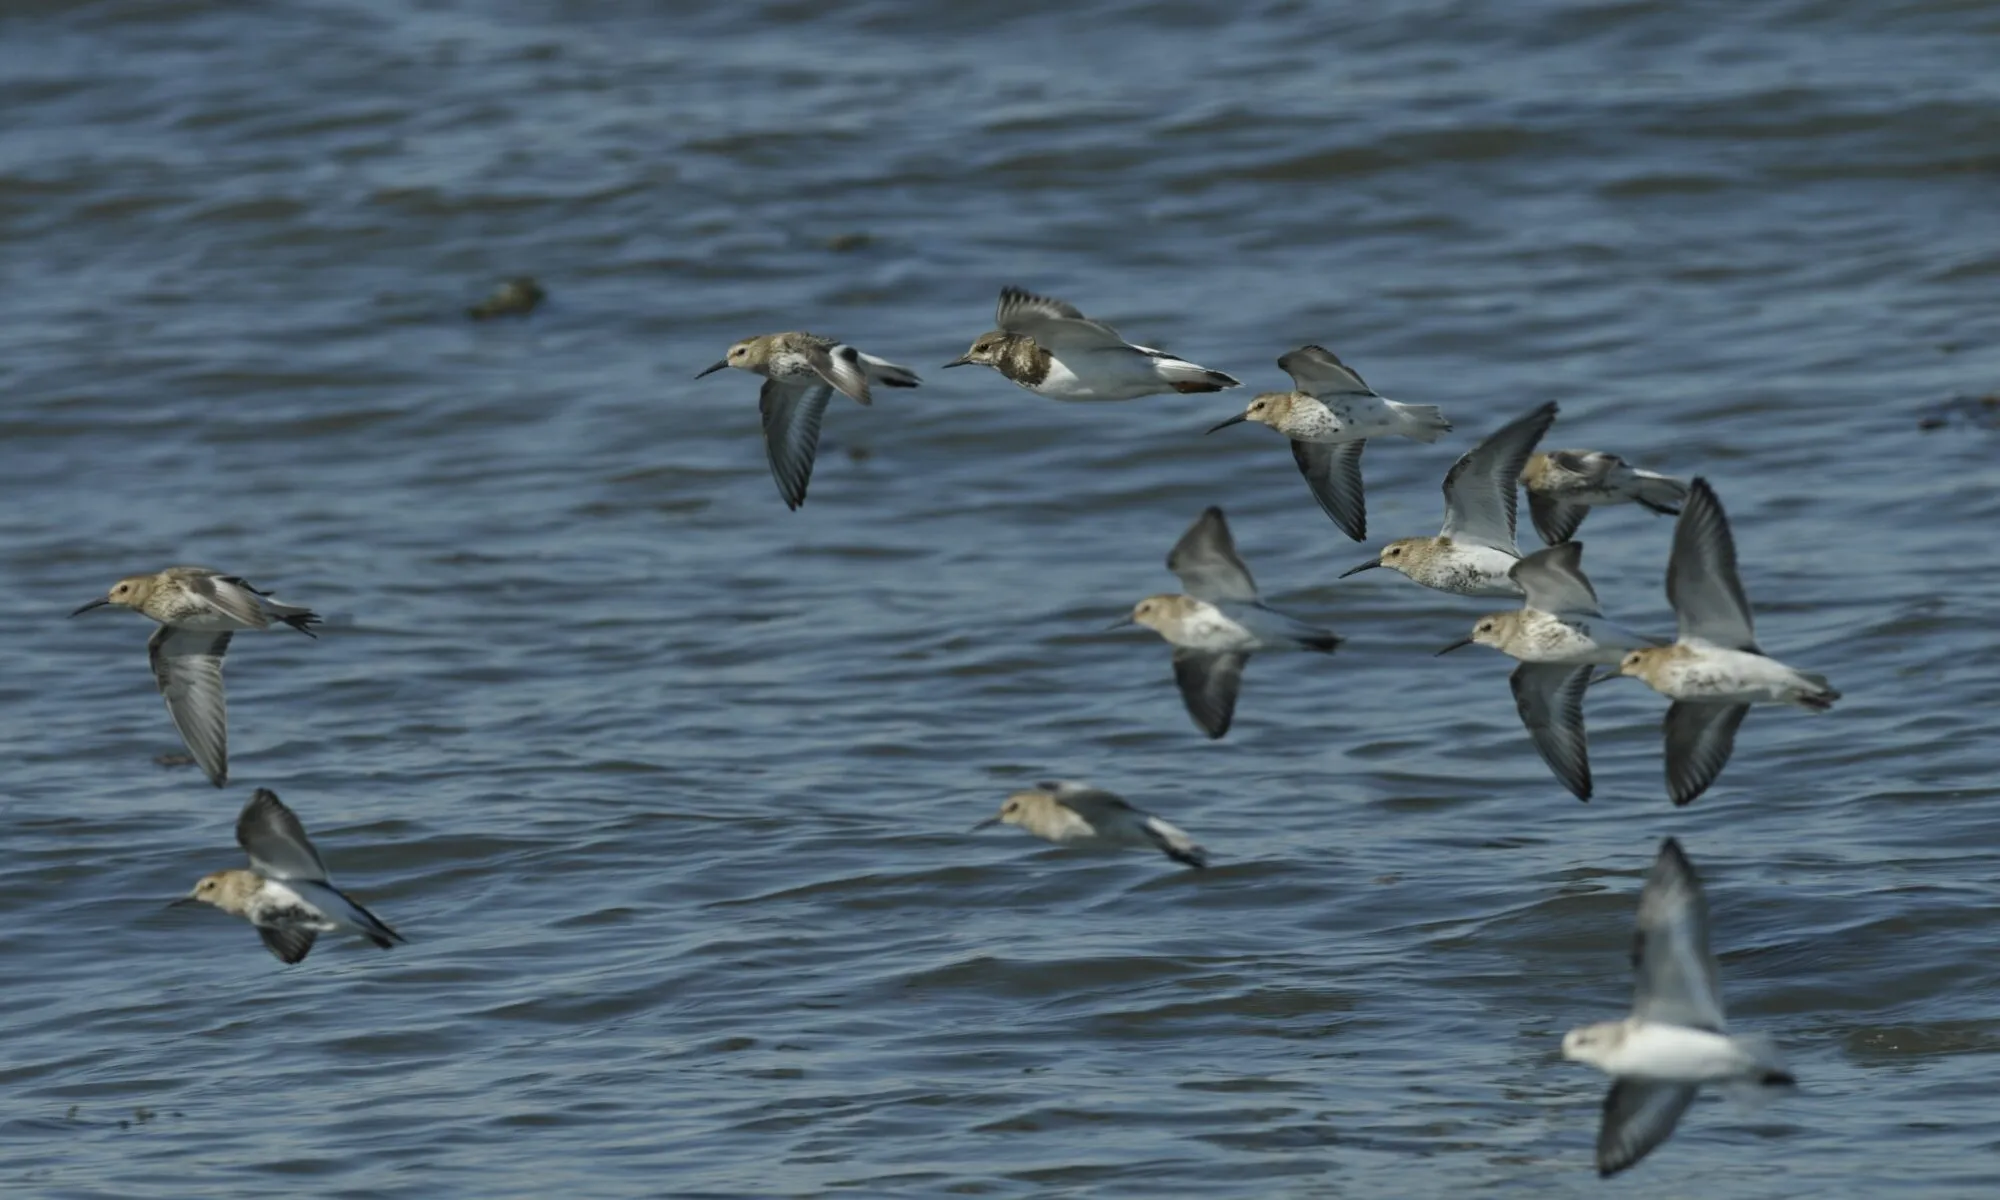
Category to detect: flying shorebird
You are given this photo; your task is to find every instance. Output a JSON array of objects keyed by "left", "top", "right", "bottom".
[
  {"left": 944, "top": 286, "right": 1239, "bottom": 401},
  {"left": 176, "top": 788, "right": 405, "bottom": 965},
  {"left": 1563, "top": 838, "right": 1793, "bottom": 1177},
  {"left": 1521, "top": 449, "right": 1689, "bottom": 545},
  {"left": 696, "top": 331, "right": 920, "bottom": 510},
  {"left": 1114, "top": 506, "right": 1341, "bottom": 738},
  {"left": 972, "top": 780, "right": 1207, "bottom": 868},
  {"left": 1613, "top": 478, "right": 1838, "bottom": 805},
  {"left": 1338, "top": 401, "right": 1558, "bottom": 597},
  {"left": 1435, "top": 542, "right": 1657, "bottom": 801},
  {"left": 70, "top": 567, "right": 320, "bottom": 787},
  {"left": 1206, "top": 344, "right": 1452, "bottom": 541}
]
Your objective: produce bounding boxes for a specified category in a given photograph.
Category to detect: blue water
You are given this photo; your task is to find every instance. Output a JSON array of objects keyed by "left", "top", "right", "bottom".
[{"left": 3, "top": 1, "right": 1999, "bottom": 1195}]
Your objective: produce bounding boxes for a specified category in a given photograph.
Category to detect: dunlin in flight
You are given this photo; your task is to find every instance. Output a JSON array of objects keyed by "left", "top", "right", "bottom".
[
  {"left": 973, "top": 780, "right": 1207, "bottom": 868},
  {"left": 71, "top": 567, "right": 320, "bottom": 787},
  {"left": 1115, "top": 506, "right": 1341, "bottom": 738},
  {"left": 944, "top": 287, "right": 1239, "bottom": 401},
  {"left": 1207, "top": 344, "right": 1451, "bottom": 541},
  {"left": 176, "top": 789, "right": 405, "bottom": 964},
  {"left": 1436, "top": 542, "right": 1657, "bottom": 800},
  {"left": 1563, "top": 838, "right": 1793, "bottom": 1177},
  {"left": 1339, "top": 402, "right": 1557, "bottom": 597},
  {"left": 1522, "top": 449, "right": 1688, "bottom": 545},
  {"left": 1615, "top": 479, "right": 1839, "bottom": 805},
  {"left": 696, "top": 332, "right": 919, "bottom": 510}
]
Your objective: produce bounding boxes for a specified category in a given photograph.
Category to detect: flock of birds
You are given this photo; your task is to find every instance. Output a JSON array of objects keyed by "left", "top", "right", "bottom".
[{"left": 70, "top": 285, "right": 1839, "bottom": 1177}]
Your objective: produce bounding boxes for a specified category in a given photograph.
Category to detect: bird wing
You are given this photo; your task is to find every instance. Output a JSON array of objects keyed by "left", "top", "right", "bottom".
[
  {"left": 1596, "top": 1080, "right": 1698, "bottom": 1178},
  {"left": 1276, "top": 344, "right": 1375, "bottom": 396},
  {"left": 1166, "top": 507, "right": 1259, "bottom": 603},
  {"left": 801, "top": 341, "right": 871, "bottom": 406},
  {"left": 758, "top": 378, "right": 834, "bottom": 511},
  {"left": 148, "top": 626, "right": 230, "bottom": 788},
  {"left": 1510, "top": 663, "right": 1594, "bottom": 801},
  {"left": 1630, "top": 837, "right": 1727, "bottom": 1031},
  {"left": 256, "top": 925, "right": 318, "bottom": 965},
  {"left": 1438, "top": 402, "right": 1557, "bottom": 550},
  {"left": 1527, "top": 490, "right": 1589, "bottom": 546},
  {"left": 995, "top": 286, "right": 1132, "bottom": 353},
  {"left": 1172, "top": 649, "right": 1246, "bottom": 739},
  {"left": 1291, "top": 439, "right": 1368, "bottom": 542},
  {"left": 1666, "top": 479, "right": 1758, "bottom": 650},
  {"left": 1510, "top": 542, "right": 1602, "bottom": 617},
  {"left": 189, "top": 572, "right": 273, "bottom": 628},
  {"left": 1662, "top": 701, "right": 1749, "bottom": 807},
  {"left": 236, "top": 788, "right": 330, "bottom": 882}
]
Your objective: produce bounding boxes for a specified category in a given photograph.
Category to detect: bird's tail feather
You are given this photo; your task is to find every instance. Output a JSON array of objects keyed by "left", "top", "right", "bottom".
[
  {"left": 1634, "top": 471, "right": 1690, "bottom": 515},
  {"left": 859, "top": 352, "right": 921, "bottom": 391},
  {"left": 1394, "top": 403, "right": 1453, "bottom": 443},
  {"left": 1143, "top": 817, "right": 1208, "bottom": 869}
]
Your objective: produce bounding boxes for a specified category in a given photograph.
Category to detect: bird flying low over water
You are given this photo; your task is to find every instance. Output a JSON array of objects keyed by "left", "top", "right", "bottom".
[
  {"left": 945, "top": 287, "right": 1240, "bottom": 401},
  {"left": 71, "top": 566, "right": 320, "bottom": 788},
  {"left": 1207, "top": 344, "right": 1451, "bottom": 542},
  {"left": 1563, "top": 838, "right": 1793, "bottom": 1177},
  {"left": 1436, "top": 542, "right": 1658, "bottom": 801},
  {"left": 1521, "top": 449, "right": 1688, "bottom": 546},
  {"left": 1612, "top": 478, "right": 1839, "bottom": 805},
  {"left": 696, "top": 331, "right": 920, "bottom": 510},
  {"left": 1115, "top": 506, "right": 1341, "bottom": 739},
  {"left": 973, "top": 780, "right": 1207, "bottom": 868},
  {"left": 1340, "top": 402, "right": 1557, "bottom": 597},
  {"left": 176, "top": 789, "right": 405, "bottom": 965}
]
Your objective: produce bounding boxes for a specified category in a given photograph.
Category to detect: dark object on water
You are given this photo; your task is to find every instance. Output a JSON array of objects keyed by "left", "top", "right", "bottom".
[
  {"left": 1917, "top": 393, "right": 2000, "bottom": 431},
  {"left": 468, "top": 277, "right": 546, "bottom": 319},
  {"left": 155, "top": 752, "right": 196, "bottom": 769}
]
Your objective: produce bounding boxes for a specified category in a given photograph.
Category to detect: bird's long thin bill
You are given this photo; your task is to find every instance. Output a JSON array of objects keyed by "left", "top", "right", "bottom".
[
  {"left": 694, "top": 360, "right": 730, "bottom": 379},
  {"left": 1104, "top": 616, "right": 1137, "bottom": 631},
  {"left": 166, "top": 896, "right": 199, "bottom": 908},
  {"left": 1338, "top": 558, "right": 1381, "bottom": 578},
  {"left": 1588, "top": 669, "right": 1624, "bottom": 687},
  {"left": 69, "top": 598, "right": 110, "bottom": 616},
  {"left": 1206, "top": 413, "right": 1249, "bottom": 433},
  {"left": 969, "top": 818, "right": 1002, "bottom": 832},
  {"left": 940, "top": 355, "right": 972, "bottom": 368},
  {"left": 1435, "top": 638, "right": 1475, "bottom": 656}
]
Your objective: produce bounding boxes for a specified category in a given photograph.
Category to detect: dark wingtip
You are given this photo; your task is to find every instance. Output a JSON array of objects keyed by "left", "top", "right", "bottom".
[{"left": 1761, "top": 1069, "right": 1797, "bottom": 1087}]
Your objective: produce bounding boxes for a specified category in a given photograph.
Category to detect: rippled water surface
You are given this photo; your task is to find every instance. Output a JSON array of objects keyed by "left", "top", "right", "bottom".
[{"left": 4, "top": 1, "right": 2000, "bottom": 1195}]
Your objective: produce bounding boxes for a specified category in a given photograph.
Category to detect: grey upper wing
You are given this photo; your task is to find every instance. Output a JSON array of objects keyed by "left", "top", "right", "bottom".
[
  {"left": 995, "top": 286, "right": 1129, "bottom": 351},
  {"left": 1276, "top": 344, "right": 1376, "bottom": 396},
  {"left": 1662, "top": 700, "right": 1749, "bottom": 807},
  {"left": 1511, "top": 542, "right": 1602, "bottom": 617},
  {"left": 1054, "top": 788, "right": 1139, "bottom": 824},
  {"left": 1596, "top": 1080, "right": 1698, "bottom": 1178},
  {"left": 1630, "top": 837, "right": 1727, "bottom": 1030},
  {"left": 148, "top": 626, "right": 230, "bottom": 788},
  {"left": 1527, "top": 490, "right": 1589, "bottom": 545},
  {"left": 1291, "top": 440, "right": 1368, "bottom": 542},
  {"left": 1438, "top": 401, "right": 1557, "bottom": 550},
  {"left": 1510, "top": 663, "right": 1594, "bottom": 802},
  {"left": 1166, "top": 507, "right": 1259, "bottom": 603},
  {"left": 191, "top": 573, "right": 273, "bottom": 628},
  {"left": 236, "top": 788, "right": 330, "bottom": 882},
  {"left": 1666, "top": 478, "right": 1758, "bottom": 650},
  {"left": 758, "top": 378, "right": 834, "bottom": 511},
  {"left": 1172, "top": 649, "right": 1246, "bottom": 739}
]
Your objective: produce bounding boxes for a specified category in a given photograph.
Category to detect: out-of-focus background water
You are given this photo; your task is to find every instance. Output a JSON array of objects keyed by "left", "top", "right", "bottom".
[{"left": 2, "top": 1, "right": 1998, "bottom": 1195}]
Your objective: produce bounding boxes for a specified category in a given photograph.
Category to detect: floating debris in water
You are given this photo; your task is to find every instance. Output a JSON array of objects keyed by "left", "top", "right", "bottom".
[
  {"left": 824, "top": 232, "right": 872, "bottom": 252},
  {"left": 468, "top": 277, "right": 545, "bottom": 319},
  {"left": 1917, "top": 393, "right": 2000, "bottom": 430}
]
